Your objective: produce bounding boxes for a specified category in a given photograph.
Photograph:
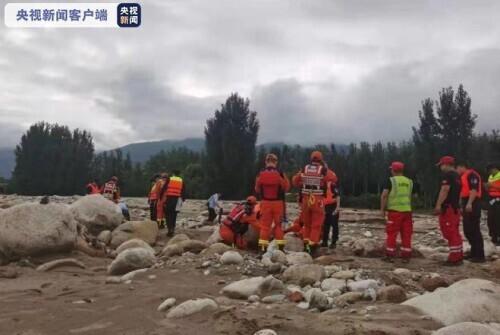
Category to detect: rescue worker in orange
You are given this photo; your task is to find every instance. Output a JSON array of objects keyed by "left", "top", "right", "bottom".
[
  {"left": 380, "top": 161, "right": 413, "bottom": 263},
  {"left": 220, "top": 196, "right": 261, "bottom": 250},
  {"left": 285, "top": 211, "right": 305, "bottom": 238},
  {"left": 486, "top": 163, "right": 500, "bottom": 246},
  {"left": 255, "top": 153, "right": 290, "bottom": 252},
  {"left": 101, "top": 176, "right": 120, "bottom": 203},
  {"left": 435, "top": 156, "right": 463, "bottom": 265},
  {"left": 86, "top": 178, "right": 100, "bottom": 195},
  {"left": 293, "top": 151, "right": 337, "bottom": 256},
  {"left": 148, "top": 174, "right": 161, "bottom": 221},
  {"left": 156, "top": 173, "right": 169, "bottom": 229},
  {"left": 164, "top": 170, "right": 185, "bottom": 237},
  {"left": 456, "top": 162, "right": 485, "bottom": 262}
]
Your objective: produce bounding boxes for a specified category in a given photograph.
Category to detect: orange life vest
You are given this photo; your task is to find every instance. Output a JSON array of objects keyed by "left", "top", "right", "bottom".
[
  {"left": 166, "top": 176, "right": 183, "bottom": 197},
  {"left": 460, "top": 169, "right": 482, "bottom": 199},
  {"left": 300, "top": 164, "right": 327, "bottom": 196},
  {"left": 257, "top": 168, "right": 284, "bottom": 201},
  {"left": 324, "top": 181, "right": 337, "bottom": 205},
  {"left": 86, "top": 183, "right": 100, "bottom": 195}
]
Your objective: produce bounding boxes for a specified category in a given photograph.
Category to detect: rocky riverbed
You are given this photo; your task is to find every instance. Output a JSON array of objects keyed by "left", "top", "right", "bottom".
[{"left": 1, "top": 194, "right": 500, "bottom": 335}]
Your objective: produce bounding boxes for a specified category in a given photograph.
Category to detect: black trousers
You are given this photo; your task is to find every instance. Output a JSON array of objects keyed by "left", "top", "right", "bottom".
[
  {"left": 208, "top": 207, "right": 217, "bottom": 222},
  {"left": 322, "top": 203, "right": 339, "bottom": 246},
  {"left": 462, "top": 199, "right": 485, "bottom": 259},
  {"left": 150, "top": 200, "right": 158, "bottom": 221},
  {"left": 165, "top": 197, "right": 179, "bottom": 233},
  {"left": 488, "top": 199, "right": 500, "bottom": 243}
]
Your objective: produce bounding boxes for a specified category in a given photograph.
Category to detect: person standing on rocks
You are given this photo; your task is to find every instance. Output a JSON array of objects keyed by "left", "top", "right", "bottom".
[
  {"left": 156, "top": 173, "right": 169, "bottom": 229},
  {"left": 255, "top": 153, "right": 290, "bottom": 253},
  {"left": 207, "top": 192, "right": 222, "bottom": 223},
  {"left": 457, "top": 162, "right": 485, "bottom": 262},
  {"left": 380, "top": 161, "right": 413, "bottom": 263},
  {"left": 164, "top": 170, "right": 185, "bottom": 237},
  {"left": 321, "top": 180, "right": 341, "bottom": 249},
  {"left": 486, "top": 163, "right": 500, "bottom": 246},
  {"left": 148, "top": 174, "right": 161, "bottom": 221},
  {"left": 434, "top": 156, "right": 464, "bottom": 266},
  {"left": 293, "top": 151, "right": 337, "bottom": 257}
]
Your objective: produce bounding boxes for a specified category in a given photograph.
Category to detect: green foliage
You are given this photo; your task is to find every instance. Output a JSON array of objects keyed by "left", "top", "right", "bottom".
[
  {"left": 205, "top": 93, "right": 259, "bottom": 199},
  {"left": 12, "top": 122, "right": 94, "bottom": 195}
]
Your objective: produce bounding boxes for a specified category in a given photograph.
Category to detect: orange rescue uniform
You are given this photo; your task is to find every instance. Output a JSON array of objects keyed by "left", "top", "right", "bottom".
[
  {"left": 293, "top": 163, "right": 337, "bottom": 246},
  {"left": 220, "top": 203, "right": 261, "bottom": 250},
  {"left": 255, "top": 167, "right": 290, "bottom": 249}
]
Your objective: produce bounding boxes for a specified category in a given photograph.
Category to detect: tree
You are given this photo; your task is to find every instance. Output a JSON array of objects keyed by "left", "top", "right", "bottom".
[
  {"left": 12, "top": 122, "right": 94, "bottom": 195},
  {"left": 205, "top": 93, "right": 259, "bottom": 199}
]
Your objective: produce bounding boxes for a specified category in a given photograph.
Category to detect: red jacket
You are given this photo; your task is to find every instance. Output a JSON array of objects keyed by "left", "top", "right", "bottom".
[{"left": 255, "top": 167, "right": 290, "bottom": 201}]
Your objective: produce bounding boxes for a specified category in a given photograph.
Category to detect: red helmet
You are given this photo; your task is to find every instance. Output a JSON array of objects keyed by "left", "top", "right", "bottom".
[
  {"left": 436, "top": 156, "right": 455, "bottom": 166},
  {"left": 390, "top": 161, "right": 405, "bottom": 172},
  {"left": 311, "top": 151, "right": 323, "bottom": 162}
]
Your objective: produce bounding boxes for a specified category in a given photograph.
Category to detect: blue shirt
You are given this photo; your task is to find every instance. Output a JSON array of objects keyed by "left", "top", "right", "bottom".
[{"left": 208, "top": 193, "right": 220, "bottom": 209}]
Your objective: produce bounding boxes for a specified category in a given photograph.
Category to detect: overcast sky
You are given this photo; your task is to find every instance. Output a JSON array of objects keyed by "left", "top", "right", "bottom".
[{"left": 1, "top": 0, "right": 500, "bottom": 149}]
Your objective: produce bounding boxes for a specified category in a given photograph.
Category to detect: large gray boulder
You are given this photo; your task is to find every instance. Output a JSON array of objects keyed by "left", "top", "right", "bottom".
[
  {"left": 107, "top": 247, "right": 156, "bottom": 275},
  {"left": 0, "top": 203, "right": 77, "bottom": 264},
  {"left": 434, "top": 322, "right": 500, "bottom": 335},
  {"left": 350, "top": 238, "right": 384, "bottom": 257},
  {"left": 70, "top": 195, "right": 123, "bottom": 235},
  {"left": 284, "top": 233, "right": 304, "bottom": 252},
  {"left": 115, "top": 238, "right": 155, "bottom": 255},
  {"left": 403, "top": 279, "right": 500, "bottom": 326},
  {"left": 110, "top": 220, "right": 159, "bottom": 248},
  {"left": 286, "top": 252, "right": 313, "bottom": 265},
  {"left": 282, "top": 264, "right": 326, "bottom": 286}
]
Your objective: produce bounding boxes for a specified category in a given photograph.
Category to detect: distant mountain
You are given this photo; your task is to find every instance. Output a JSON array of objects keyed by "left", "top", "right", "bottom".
[
  {"left": 113, "top": 138, "right": 205, "bottom": 163},
  {"left": 0, "top": 148, "right": 15, "bottom": 179}
]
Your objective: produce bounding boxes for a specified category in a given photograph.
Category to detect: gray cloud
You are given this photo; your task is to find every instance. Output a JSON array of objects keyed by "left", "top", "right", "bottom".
[{"left": 1, "top": 0, "right": 500, "bottom": 150}]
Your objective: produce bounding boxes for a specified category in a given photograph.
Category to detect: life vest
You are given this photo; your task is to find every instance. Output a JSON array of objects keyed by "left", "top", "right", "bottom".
[
  {"left": 166, "top": 176, "right": 183, "bottom": 197},
  {"left": 86, "top": 183, "right": 100, "bottom": 195},
  {"left": 222, "top": 204, "right": 249, "bottom": 235},
  {"left": 102, "top": 181, "right": 117, "bottom": 200},
  {"left": 300, "top": 164, "right": 327, "bottom": 196},
  {"left": 258, "top": 168, "right": 284, "bottom": 201},
  {"left": 460, "top": 169, "right": 482, "bottom": 199},
  {"left": 387, "top": 176, "right": 413, "bottom": 212},
  {"left": 324, "top": 181, "right": 337, "bottom": 205},
  {"left": 149, "top": 182, "right": 159, "bottom": 201},
  {"left": 489, "top": 172, "right": 500, "bottom": 198}
]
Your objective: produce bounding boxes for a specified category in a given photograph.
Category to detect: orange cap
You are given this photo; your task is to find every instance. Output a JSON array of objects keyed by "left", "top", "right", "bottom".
[{"left": 311, "top": 151, "right": 323, "bottom": 162}]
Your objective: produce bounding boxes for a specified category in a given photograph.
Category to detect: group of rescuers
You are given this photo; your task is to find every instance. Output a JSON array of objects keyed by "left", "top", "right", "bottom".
[
  {"left": 206, "top": 151, "right": 500, "bottom": 265},
  {"left": 90, "top": 151, "right": 500, "bottom": 265}
]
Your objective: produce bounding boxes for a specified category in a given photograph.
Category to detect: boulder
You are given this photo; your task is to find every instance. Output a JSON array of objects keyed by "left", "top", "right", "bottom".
[
  {"left": 434, "top": 322, "right": 500, "bottom": 335},
  {"left": 97, "top": 230, "right": 112, "bottom": 245},
  {"left": 222, "top": 276, "right": 284, "bottom": 299},
  {"left": 0, "top": 203, "right": 77, "bottom": 264},
  {"left": 378, "top": 285, "right": 407, "bottom": 303},
  {"left": 261, "top": 294, "right": 285, "bottom": 304},
  {"left": 283, "top": 264, "right": 326, "bottom": 286},
  {"left": 220, "top": 251, "right": 244, "bottom": 265},
  {"left": 348, "top": 279, "right": 379, "bottom": 293},
  {"left": 167, "top": 234, "right": 191, "bottom": 246},
  {"left": 254, "top": 330, "right": 278, "bottom": 335},
  {"left": 115, "top": 238, "right": 155, "bottom": 255},
  {"left": 157, "top": 298, "right": 176, "bottom": 312},
  {"left": 420, "top": 274, "right": 449, "bottom": 292},
  {"left": 166, "top": 298, "right": 218, "bottom": 318},
  {"left": 351, "top": 238, "right": 384, "bottom": 257},
  {"left": 309, "top": 290, "right": 330, "bottom": 311},
  {"left": 36, "top": 258, "right": 85, "bottom": 272},
  {"left": 70, "top": 195, "right": 123, "bottom": 235},
  {"left": 107, "top": 247, "right": 156, "bottom": 275},
  {"left": 161, "top": 239, "right": 208, "bottom": 257},
  {"left": 286, "top": 252, "right": 313, "bottom": 266},
  {"left": 270, "top": 250, "right": 287, "bottom": 264},
  {"left": 206, "top": 227, "right": 223, "bottom": 245},
  {"left": 284, "top": 233, "right": 304, "bottom": 252},
  {"left": 109, "top": 220, "right": 159, "bottom": 248},
  {"left": 332, "top": 270, "right": 355, "bottom": 280},
  {"left": 333, "top": 292, "right": 364, "bottom": 307},
  {"left": 321, "top": 278, "right": 347, "bottom": 292},
  {"left": 201, "top": 243, "right": 232, "bottom": 256},
  {"left": 287, "top": 291, "right": 305, "bottom": 302},
  {"left": 403, "top": 279, "right": 500, "bottom": 326}
]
